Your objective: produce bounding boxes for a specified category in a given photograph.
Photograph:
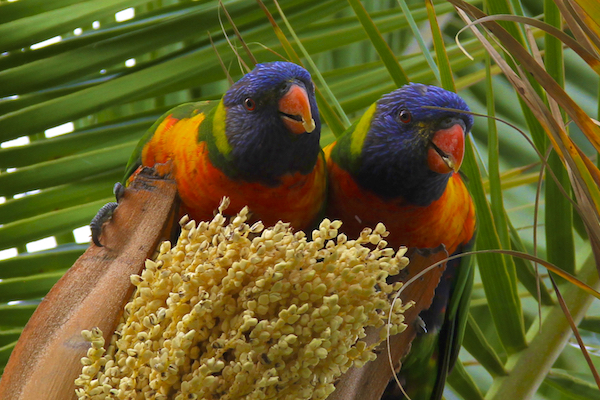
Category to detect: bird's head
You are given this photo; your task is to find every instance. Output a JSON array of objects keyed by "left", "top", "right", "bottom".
[
  {"left": 367, "top": 83, "right": 473, "bottom": 174},
  {"left": 350, "top": 83, "right": 473, "bottom": 204},
  {"left": 220, "top": 62, "right": 321, "bottom": 183},
  {"left": 224, "top": 62, "right": 319, "bottom": 137}
]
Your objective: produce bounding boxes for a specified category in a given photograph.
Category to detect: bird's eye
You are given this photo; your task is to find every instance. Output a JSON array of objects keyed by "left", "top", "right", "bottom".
[
  {"left": 244, "top": 98, "right": 256, "bottom": 111},
  {"left": 399, "top": 109, "right": 411, "bottom": 123}
]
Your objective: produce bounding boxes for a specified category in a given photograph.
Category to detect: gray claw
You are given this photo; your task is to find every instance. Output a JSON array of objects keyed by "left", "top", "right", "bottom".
[
  {"left": 90, "top": 201, "right": 118, "bottom": 247},
  {"left": 113, "top": 182, "right": 125, "bottom": 201}
]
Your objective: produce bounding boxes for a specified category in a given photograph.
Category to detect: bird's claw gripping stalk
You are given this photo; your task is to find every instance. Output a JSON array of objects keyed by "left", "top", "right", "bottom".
[{"left": 90, "top": 182, "right": 126, "bottom": 247}]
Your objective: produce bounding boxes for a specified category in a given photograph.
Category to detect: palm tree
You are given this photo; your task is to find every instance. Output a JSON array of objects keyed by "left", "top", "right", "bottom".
[{"left": 1, "top": 0, "right": 599, "bottom": 399}]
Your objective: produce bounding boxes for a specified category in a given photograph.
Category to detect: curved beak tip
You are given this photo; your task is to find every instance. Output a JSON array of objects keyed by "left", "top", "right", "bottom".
[
  {"left": 428, "top": 123, "right": 465, "bottom": 174},
  {"left": 303, "top": 118, "right": 316, "bottom": 133},
  {"left": 443, "top": 155, "right": 458, "bottom": 173},
  {"left": 279, "top": 83, "right": 315, "bottom": 135}
]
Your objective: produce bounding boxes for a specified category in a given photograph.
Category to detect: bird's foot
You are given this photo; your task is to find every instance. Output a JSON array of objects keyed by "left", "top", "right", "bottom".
[
  {"left": 90, "top": 202, "right": 119, "bottom": 247},
  {"left": 90, "top": 182, "right": 127, "bottom": 247},
  {"left": 416, "top": 316, "right": 428, "bottom": 333},
  {"left": 114, "top": 182, "right": 125, "bottom": 201}
]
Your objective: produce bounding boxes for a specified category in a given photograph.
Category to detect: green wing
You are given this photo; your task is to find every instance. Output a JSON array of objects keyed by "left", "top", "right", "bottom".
[{"left": 122, "top": 101, "right": 216, "bottom": 183}]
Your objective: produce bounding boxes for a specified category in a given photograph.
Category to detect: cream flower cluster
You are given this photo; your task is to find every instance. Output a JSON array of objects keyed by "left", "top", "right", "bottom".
[{"left": 75, "top": 199, "right": 410, "bottom": 400}]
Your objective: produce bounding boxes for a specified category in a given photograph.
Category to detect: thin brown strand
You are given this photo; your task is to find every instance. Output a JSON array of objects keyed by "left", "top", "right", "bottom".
[
  {"left": 217, "top": 4, "right": 250, "bottom": 74},
  {"left": 555, "top": 0, "right": 597, "bottom": 54},
  {"left": 386, "top": 321, "right": 412, "bottom": 400},
  {"left": 394, "top": 249, "right": 600, "bottom": 301},
  {"left": 246, "top": 42, "right": 291, "bottom": 63},
  {"left": 456, "top": 13, "right": 600, "bottom": 67},
  {"left": 208, "top": 31, "right": 234, "bottom": 86},
  {"left": 534, "top": 148, "right": 553, "bottom": 331},
  {"left": 548, "top": 274, "right": 600, "bottom": 390},
  {"left": 514, "top": 223, "right": 545, "bottom": 232},
  {"left": 219, "top": 0, "right": 258, "bottom": 66},
  {"left": 255, "top": 0, "right": 303, "bottom": 64},
  {"left": 561, "top": 0, "right": 600, "bottom": 53}
]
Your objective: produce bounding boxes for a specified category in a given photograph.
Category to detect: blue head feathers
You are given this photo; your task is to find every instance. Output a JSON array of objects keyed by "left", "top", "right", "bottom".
[
  {"left": 224, "top": 62, "right": 313, "bottom": 105},
  {"left": 350, "top": 83, "right": 473, "bottom": 205},
  {"left": 220, "top": 62, "right": 321, "bottom": 185}
]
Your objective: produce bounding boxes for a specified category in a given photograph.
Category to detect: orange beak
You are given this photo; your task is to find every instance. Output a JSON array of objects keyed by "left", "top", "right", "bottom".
[
  {"left": 427, "top": 122, "right": 465, "bottom": 174},
  {"left": 278, "top": 83, "right": 316, "bottom": 134}
]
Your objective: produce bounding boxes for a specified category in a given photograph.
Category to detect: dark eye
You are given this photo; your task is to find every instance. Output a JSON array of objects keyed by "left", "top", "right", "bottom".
[
  {"left": 244, "top": 98, "right": 256, "bottom": 111},
  {"left": 399, "top": 109, "right": 411, "bottom": 123}
]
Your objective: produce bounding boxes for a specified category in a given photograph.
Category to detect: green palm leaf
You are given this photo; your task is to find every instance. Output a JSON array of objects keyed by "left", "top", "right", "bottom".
[{"left": 1, "top": 2, "right": 599, "bottom": 399}]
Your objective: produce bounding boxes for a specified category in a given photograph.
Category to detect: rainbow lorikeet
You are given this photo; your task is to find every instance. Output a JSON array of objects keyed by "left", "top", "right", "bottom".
[
  {"left": 324, "top": 83, "right": 476, "bottom": 400},
  {"left": 91, "top": 62, "right": 326, "bottom": 246}
]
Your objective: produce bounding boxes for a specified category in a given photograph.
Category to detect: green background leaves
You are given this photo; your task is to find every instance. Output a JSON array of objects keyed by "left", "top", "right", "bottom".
[{"left": 1, "top": 1, "right": 599, "bottom": 398}]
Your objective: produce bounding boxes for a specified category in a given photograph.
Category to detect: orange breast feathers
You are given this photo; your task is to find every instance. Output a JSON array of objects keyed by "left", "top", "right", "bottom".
[
  {"left": 325, "top": 145, "right": 475, "bottom": 254},
  {"left": 141, "top": 112, "right": 327, "bottom": 231}
]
